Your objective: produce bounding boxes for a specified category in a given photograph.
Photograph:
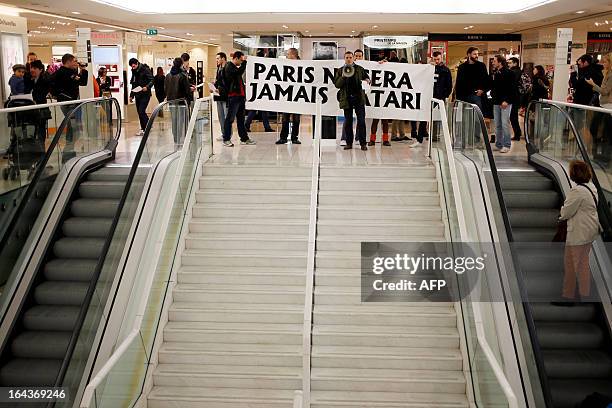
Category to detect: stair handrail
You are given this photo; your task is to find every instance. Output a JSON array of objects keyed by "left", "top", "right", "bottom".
[
  {"left": 79, "top": 97, "right": 212, "bottom": 408},
  {"left": 0, "top": 97, "right": 105, "bottom": 113},
  {"left": 453, "top": 100, "right": 554, "bottom": 407},
  {"left": 434, "top": 99, "right": 519, "bottom": 408}
]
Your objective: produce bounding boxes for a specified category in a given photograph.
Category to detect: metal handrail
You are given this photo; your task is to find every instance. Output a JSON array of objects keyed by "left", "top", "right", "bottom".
[
  {"left": 435, "top": 99, "right": 518, "bottom": 408},
  {"left": 525, "top": 100, "right": 612, "bottom": 240},
  {"left": 0, "top": 97, "right": 104, "bottom": 113},
  {"left": 454, "top": 100, "right": 554, "bottom": 407},
  {"left": 79, "top": 97, "right": 212, "bottom": 407},
  {"left": 541, "top": 99, "right": 612, "bottom": 115},
  {"left": 50, "top": 98, "right": 189, "bottom": 401}
]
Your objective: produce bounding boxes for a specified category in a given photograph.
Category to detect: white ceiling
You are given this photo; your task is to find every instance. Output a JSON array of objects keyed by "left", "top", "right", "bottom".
[{"left": 3, "top": 0, "right": 612, "bottom": 44}]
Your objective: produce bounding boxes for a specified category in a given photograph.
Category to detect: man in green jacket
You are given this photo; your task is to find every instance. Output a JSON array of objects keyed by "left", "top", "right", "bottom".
[{"left": 334, "top": 51, "right": 370, "bottom": 150}]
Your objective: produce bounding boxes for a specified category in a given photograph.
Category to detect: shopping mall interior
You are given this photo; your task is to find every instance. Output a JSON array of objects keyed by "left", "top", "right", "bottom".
[{"left": 0, "top": 1, "right": 612, "bottom": 407}]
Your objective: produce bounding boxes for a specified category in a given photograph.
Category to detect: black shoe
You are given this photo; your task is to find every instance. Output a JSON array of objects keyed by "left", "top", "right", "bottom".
[
  {"left": 361, "top": 144, "right": 368, "bottom": 151},
  {"left": 382, "top": 141, "right": 391, "bottom": 146},
  {"left": 344, "top": 144, "right": 353, "bottom": 150},
  {"left": 416, "top": 135, "right": 424, "bottom": 143},
  {"left": 400, "top": 135, "right": 411, "bottom": 141},
  {"left": 276, "top": 139, "right": 288, "bottom": 144},
  {"left": 291, "top": 139, "right": 301, "bottom": 144},
  {"left": 391, "top": 136, "right": 401, "bottom": 142},
  {"left": 264, "top": 128, "right": 275, "bottom": 132},
  {"left": 367, "top": 141, "right": 375, "bottom": 146},
  {"left": 419, "top": 132, "right": 429, "bottom": 139}
]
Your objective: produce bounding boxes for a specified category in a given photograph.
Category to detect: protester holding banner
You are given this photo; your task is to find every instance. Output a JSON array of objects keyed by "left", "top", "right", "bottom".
[
  {"left": 335, "top": 51, "right": 370, "bottom": 150},
  {"left": 455, "top": 47, "right": 489, "bottom": 110},
  {"left": 223, "top": 51, "right": 256, "bottom": 147},
  {"left": 276, "top": 47, "right": 302, "bottom": 145}
]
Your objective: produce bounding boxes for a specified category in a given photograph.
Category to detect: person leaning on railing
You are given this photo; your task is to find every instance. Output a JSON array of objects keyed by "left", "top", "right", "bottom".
[{"left": 558, "top": 160, "right": 602, "bottom": 304}]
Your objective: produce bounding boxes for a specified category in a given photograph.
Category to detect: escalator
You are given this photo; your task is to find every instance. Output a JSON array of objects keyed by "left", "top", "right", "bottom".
[
  {"left": 0, "top": 166, "right": 128, "bottom": 386},
  {"left": 453, "top": 100, "right": 612, "bottom": 408},
  {"left": 0, "top": 98, "right": 190, "bottom": 406}
]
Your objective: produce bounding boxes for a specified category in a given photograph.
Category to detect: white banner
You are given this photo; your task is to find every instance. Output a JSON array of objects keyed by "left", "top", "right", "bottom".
[{"left": 245, "top": 56, "right": 434, "bottom": 121}]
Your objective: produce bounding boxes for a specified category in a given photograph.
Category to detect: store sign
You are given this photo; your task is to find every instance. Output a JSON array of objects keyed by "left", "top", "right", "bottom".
[
  {"left": 428, "top": 33, "right": 522, "bottom": 42},
  {"left": 145, "top": 29, "right": 158, "bottom": 36},
  {"left": 0, "top": 13, "right": 27, "bottom": 34},
  {"left": 91, "top": 31, "right": 123, "bottom": 44},
  {"left": 363, "top": 36, "right": 425, "bottom": 49},
  {"left": 245, "top": 56, "right": 434, "bottom": 121},
  {"left": 588, "top": 32, "right": 612, "bottom": 41}
]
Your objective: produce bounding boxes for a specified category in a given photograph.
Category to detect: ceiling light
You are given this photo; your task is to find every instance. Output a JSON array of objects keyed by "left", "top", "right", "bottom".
[
  {"left": 596, "top": 22, "right": 600, "bottom": 26},
  {"left": 282, "top": 25, "right": 289, "bottom": 29},
  {"left": 575, "top": 10, "right": 585, "bottom": 14},
  {"left": 185, "top": 32, "right": 193, "bottom": 36},
  {"left": 372, "top": 25, "right": 378, "bottom": 29},
  {"left": 71, "top": 11, "right": 81, "bottom": 14},
  {"left": 304, "top": 30, "right": 309, "bottom": 33},
  {"left": 352, "top": 30, "right": 356, "bottom": 33},
  {"left": 606, "top": 20, "right": 610, "bottom": 24},
  {"left": 158, "top": 26, "right": 165, "bottom": 30}
]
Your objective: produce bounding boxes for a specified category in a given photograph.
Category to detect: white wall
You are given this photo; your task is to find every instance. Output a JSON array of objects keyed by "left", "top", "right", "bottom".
[{"left": 300, "top": 37, "right": 362, "bottom": 60}]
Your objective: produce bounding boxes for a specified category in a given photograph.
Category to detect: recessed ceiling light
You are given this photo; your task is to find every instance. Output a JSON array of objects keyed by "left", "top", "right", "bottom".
[
  {"left": 596, "top": 22, "right": 600, "bottom": 26},
  {"left": 186, "top": 32, "right": 193, "bottom": 36},
  {"left": 71, "top": 11, "right": 81, "bottom": 14},
  {"left": 282, "top": 25, "right": 289, "bottom": 29},
  {"left": 606, "top": 20, "right": 610, "bottom": 24},
  {"left": 372, "top": 25, "right": 378, "bottom": 29},
  {"left": 575, "top": 10, "right": 585, "bottom": 14},
  {"left": 304, "top": 30, "right": 309, "bottom": 33},
  {"left": 158, "top": 26, "right": 165, "bottom": 30},
  {"left": 352, "top": 30, "right": 356, "bottom": 33}
]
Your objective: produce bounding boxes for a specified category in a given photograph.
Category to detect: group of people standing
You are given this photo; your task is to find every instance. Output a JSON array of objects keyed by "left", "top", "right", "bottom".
[{"left": 212, "top": 48, "right": 303, "bottom": 147}]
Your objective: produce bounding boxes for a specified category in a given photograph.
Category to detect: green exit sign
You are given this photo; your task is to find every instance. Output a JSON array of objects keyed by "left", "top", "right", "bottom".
[{"left": 146, "top": 29, "right": 158, "bottom": 35}]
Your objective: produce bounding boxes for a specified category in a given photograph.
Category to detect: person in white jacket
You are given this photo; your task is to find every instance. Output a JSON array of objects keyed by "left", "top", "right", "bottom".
[{"left": 559, "top": 160, "right": 602, "bottom": 301}]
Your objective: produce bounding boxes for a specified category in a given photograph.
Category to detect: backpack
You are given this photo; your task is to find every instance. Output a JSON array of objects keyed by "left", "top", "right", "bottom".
[{"left": 519, "top": 73, "right": 532, "bottom": 95}]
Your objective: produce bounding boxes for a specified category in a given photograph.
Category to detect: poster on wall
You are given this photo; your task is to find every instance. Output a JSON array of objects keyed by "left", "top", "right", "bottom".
[
  {"left": 245, "top": 56, "right": 434, "bottom": 121},
  {"left": 1, "top": 34, "right": 24, "bottom": 99},
  {"left": 313, "top": 41, "right": 338, "bottom": 61}
]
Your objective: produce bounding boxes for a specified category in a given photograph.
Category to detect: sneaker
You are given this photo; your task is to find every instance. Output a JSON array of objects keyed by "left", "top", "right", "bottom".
[
  {"left": 340, "top": 139, "right": 347, "bottom": 146},
  {"left": 400, "top": 135, "right": 411, "bottom": 141},
  {"left": 407, "top": 139, "right": 419, "bottom": 148},
  {"left": 222, "top": 140, "right": 234, "bottom": 147},
  {"left": 360, "top": 144, "right": 368, "bottom": 151},
  {"left": 276, "top": 139, "right": 288, "bottom": 145},
  {"left": 241, "top": 139, "right": 257, "bottom": 145},
  {"left": 291, "top": 139, "right": 302, "bottom": 144},
  {"left": 500, "top": 147, "right": 510, "bottom": 153},
  {"left": 391, "top": 135, "right": 402, "bottom": 142},
  {"left": 367, "top": 141, "right": 375, "bottom": 146},
  {"left": 343, "top": 144, "right": 353, "bottom": 150},
  {"left": 215, "top": 136, "right": 223, "bottom": 141},
  {"left": 135, "top": 129, "right": 144, "bottom": 136},
  {"left": 382, "top": 141, "right": 391, "bottom": 147}
]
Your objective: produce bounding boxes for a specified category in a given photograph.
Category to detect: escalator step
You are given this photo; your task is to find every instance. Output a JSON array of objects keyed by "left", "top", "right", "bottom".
[
  {"left": 512, "top": 227, "right": 557, "bottom": 242},
  {"left": 79, "top": 181, "right": 126, "bottom": 200},
  {"left": 62, "top": 217, "right": 112, "bottom": 238},
  {"left": 500, "top": 177, "right": 554, "bottom": 191},
  {"left": 0, "top": 358, "right": 61, "bottom": 386},
  {"left": 537, "top": 322, "right": 604, "bottom": 349},
  {"left": 543, "top": 349, "right": 612, "bottom": 379},
  {"left": 11, "top": 331, "right": 70, "bottom": 359},
  {"left": 34, "top": 281, "right": 89, "bottom": 306},
  {"left": 550, "top": 379, "right": 612, "bottom": 408},
  {"left": 71, "top": 198, "right": 120, "bottom": 218},
  {"left": 44, "top": 259, "right": 97, "bottom": 282},
  {"left": 87, "top": 167, "right": 131, "bottom": 182},
  {"left": 531, "top": 303, "right": 597, "bottom": 322},
  {"left": 508, "top": 208, "right": 559, "bottom": 228},
  {"left": 504, "top": 190, "right": 560, "bottom": 209},
  {"left": 53, "top": 238, "right": 105, "bottom": 259},
  {"left": 23, "top": 305, "right": 80, "bottom": 331}
]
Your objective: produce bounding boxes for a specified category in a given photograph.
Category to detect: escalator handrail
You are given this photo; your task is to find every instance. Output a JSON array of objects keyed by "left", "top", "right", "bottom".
[
  {"left": 49, "top": 98, "right": 189, "bottom": 396},
  {"left": 0, "top": 97, "right": 121, "bottom": 297},
  {"left": 79, "top": 97, "right": 211, "bottom": 408},
  {"left": 525, "top": 100, "right": 612, "bottom": 240},
  {"left": 0, "top": 97, "right": 105, "bottom": 113},
  {"left": 453, "top": 100, "right": 555, "bottom": 408}
]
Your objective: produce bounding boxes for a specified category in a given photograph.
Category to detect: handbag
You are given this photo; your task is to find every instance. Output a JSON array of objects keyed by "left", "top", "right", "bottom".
[{"left": 553, "top": 219, "right": 567, "bottom": 242}]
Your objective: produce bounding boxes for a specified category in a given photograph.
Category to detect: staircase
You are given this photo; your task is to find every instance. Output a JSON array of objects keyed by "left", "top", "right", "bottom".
[
  {"left": 148, "top": 164, "right": 311, "bottom": 408},
  {"left": 310, "top": 165, "right": 469, "bottom": 408},
  {"left": 0, "top": 166, "right": 129, "bottom": 387}
]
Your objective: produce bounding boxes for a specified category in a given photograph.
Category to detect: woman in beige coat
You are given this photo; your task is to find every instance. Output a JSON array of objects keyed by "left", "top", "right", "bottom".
[{"left": 559, "top": 160, "right": 602, "bottom": 301}]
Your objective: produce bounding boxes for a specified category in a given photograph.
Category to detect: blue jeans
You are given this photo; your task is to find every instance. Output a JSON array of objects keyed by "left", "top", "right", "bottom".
[
  {"left": 245, "top": 110, "right": 271, "bottom": 130},
  {"left": 216, "top": 100, "right": 228, "bottom": 136},
  {"left": 494, "top": 104, "right": 512, "bottom": 148},
  {"left": 224, "top": 96, "right": 248, "bottom": 142}
]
